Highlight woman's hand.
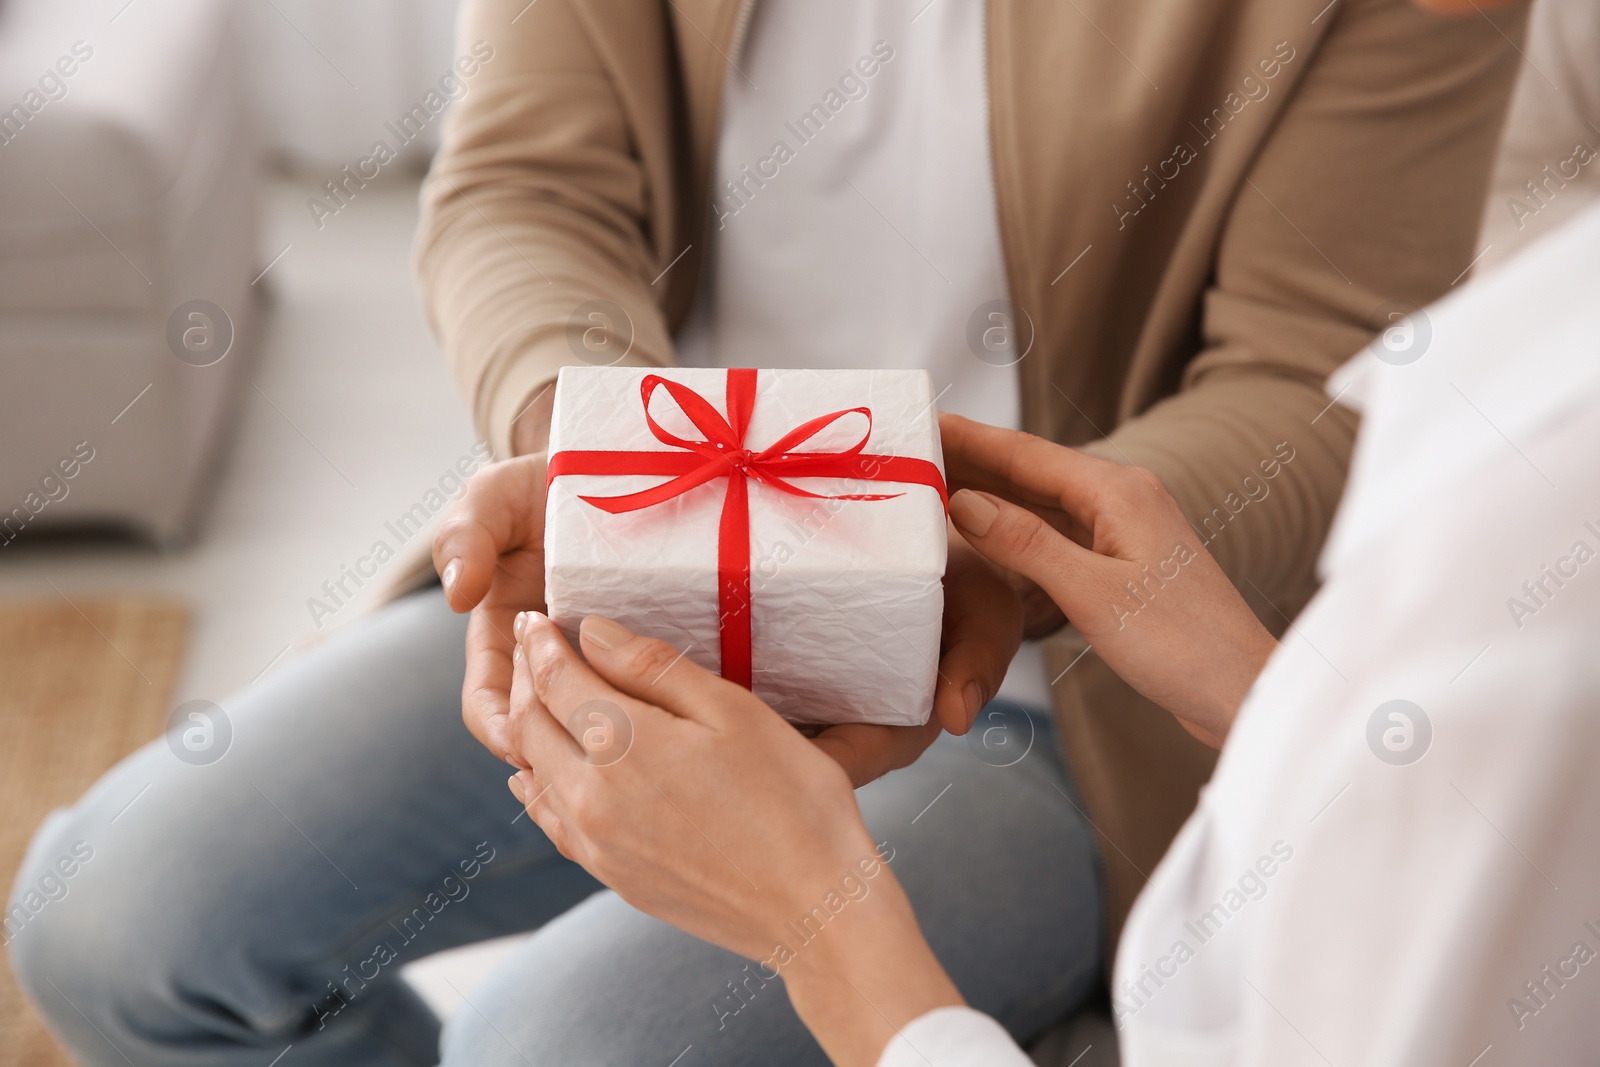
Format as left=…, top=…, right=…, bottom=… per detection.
left=507, top=612, right=963, bottom=1066
left=940, top=414, right=1276, bottom=746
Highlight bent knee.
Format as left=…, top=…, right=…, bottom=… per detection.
left=9, top=804, right=284, bottom=1060
left=8, top=797, right=208, bottom=1015
left=6, top=811, right=117, bottom=1022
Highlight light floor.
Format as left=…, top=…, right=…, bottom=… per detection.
left=0, top=170, right=515, bottom=1021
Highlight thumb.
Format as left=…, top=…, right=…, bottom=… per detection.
left=576, top=615, right=750, bottom=727
left=947, top=489, right=1106, bottom=619
left=432, top=454, right=547, bottom=612
left=934, top=543, right=1022, bottom=735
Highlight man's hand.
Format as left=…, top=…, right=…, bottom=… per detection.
left=432, top=453, right=551, bottom=764
left=809, top=532, right=1022, bottom=786
left=941, top=413, right=1276, bottom=746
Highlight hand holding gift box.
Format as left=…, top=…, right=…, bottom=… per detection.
left=544, top=366, right=948, bottom=727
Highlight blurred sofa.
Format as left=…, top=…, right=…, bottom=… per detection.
left=0, top=0, right=259, bottom=546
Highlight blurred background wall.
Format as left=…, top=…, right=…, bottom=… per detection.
left=245, top=0, right=462, bottom=168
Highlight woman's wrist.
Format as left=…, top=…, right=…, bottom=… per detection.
left=779, top=874, right=964, bottom=1067
left=1185, top=621, right=1278, bottom=746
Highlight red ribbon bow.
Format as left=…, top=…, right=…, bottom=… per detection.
left=546, top=369, right=947, bottom=688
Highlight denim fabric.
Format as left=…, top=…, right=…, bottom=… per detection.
left=8, top=589, right=1102, bottom=1066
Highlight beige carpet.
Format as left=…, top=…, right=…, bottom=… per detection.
left=0, top=597, right=188, bottom=1067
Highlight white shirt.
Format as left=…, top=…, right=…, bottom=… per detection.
left=879, top=199, right=1600, bottom=1067
left=676, top=0, right=1052, bottom=709
left=676, top=0, right=1013, bottom=425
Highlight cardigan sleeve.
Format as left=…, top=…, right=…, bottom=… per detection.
left=1082, top=0, right=1525, bottom=618
left=414, top=0, right=681, bottom=459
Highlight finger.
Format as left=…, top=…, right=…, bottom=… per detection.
left=508, top=769, right=580, bottom=862
left=940, top=422, right=1062, bottom=511
left=811, top=719, right=943, bottom=788
left=519, top=613, right=668, bottom=747
left=934, top=545, right=1022, bottom=735
left=507, top=763, right=552, bottom=819
left=459, top=550, right=549, bottom=760
left=432, top=453, right=548, bottom=612
left=939, top=413, right=1119, bottom=525
left=461, top=606, right=518, bottom=761
left=506, top=657, right=583, bottom=867
left=508, top=616, right=585, bottom=772
left=948, top=489, right=1109, bottom=614
left=576, top=614, right=751, bottom=727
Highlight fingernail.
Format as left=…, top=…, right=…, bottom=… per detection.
left=949, top=490, right=998, bottom=537
left=442, top=557, right=461, bottom=593
left=507, top=774, right=526, bottom=802
left=963, top=681, right=985, bottom=722
left=580, top=614, right=632, bottom=651
left=505, top=749, right=528, bottom=770
left=514, top=611, right=528, bottom=640
left=513, top=643, right=524, bottom=664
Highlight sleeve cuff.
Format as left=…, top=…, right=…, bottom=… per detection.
left=877, top=1007, right=1034, bottom=1067
left=485, top=356, right=560, bottom=461
left=484, top=346, right=667, bottom=460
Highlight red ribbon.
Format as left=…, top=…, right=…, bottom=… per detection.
left=547, top=369, right=947, bottom=689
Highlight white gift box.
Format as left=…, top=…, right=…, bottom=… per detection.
left=544, top=366, right=947, bottom=727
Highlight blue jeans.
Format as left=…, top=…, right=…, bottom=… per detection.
left=7, top=589, right=1102, bottom=1066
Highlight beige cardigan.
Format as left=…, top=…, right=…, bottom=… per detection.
left=415, top=0, right=1525, bottom=944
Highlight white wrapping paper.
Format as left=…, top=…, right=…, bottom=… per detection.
left=544, top=366, right=946, bottom=726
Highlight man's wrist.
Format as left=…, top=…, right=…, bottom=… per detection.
left=509, top=380, right=558, bottom=457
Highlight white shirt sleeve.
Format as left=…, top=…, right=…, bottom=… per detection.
left=1114, top=209, right=1600, bottom=1062
left=877, top=1007, right=1035, bottom=1067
